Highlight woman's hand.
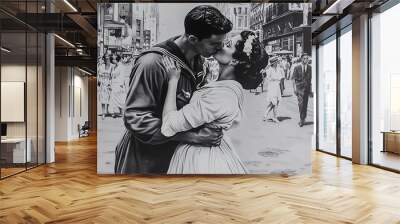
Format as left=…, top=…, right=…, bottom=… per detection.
left=162, top=56, right=181, bottom=82
left=161, top=56, right=180, bottom=119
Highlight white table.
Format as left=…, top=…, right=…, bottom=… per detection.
left=1, top=138, right=31, bottom=163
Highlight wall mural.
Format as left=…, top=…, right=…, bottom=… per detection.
left=97, top=2, right=313, bottom=175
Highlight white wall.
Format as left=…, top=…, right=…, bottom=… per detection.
left=55, top=66, right=89, bottom=141
left=1, top=64, right=26, bottom=81
left=55, top=66, right=68, bottom=141
left=72, top=73, right=89, bottom=138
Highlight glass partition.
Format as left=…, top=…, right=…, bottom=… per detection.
left=0, top=0, right=46, bottom=179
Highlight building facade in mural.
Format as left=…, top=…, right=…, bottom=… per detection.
left=250, top=3, right=266, bottom=40
left=249, top=3, right=311, bottom=57
left=215, top=3, right=251, bottom=38
left=97, top=3, right=159, bottom=58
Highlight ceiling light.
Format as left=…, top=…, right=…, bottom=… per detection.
left=54, top=34, right=75, bottom=48
left=323, top=0, right=341, bottom=14
left=322, top=0, right=351, bottom=15
left=78, top=67, right=93, bottom=76
left=63, top=0, right=78, bottom=12
left=1, top=47, right=11, bottom=53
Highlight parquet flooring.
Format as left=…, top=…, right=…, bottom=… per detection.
left=1, top=134, right=400, bottom=223
left=1, top=167, right=26, bottom=178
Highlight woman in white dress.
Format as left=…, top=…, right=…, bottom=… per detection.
left=98, top=54, right=114, bottom=119
left=160, top=31, right=268, bottom=174
left=110, top=55, right=134, bottom=117
left=263, top=56, right=285, bottom=123
left=110, top=55, right=125, bottom=117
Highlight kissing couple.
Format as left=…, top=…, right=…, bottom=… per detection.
left=115, top=5, right=269, bottom=174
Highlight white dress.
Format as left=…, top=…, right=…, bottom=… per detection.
left=162, top=80, right=248, bottom=174
left=98, top=64, right=113, bottom=104
left=265, top=67, right=284, bottom=106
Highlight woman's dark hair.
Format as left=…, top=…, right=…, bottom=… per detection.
left=102, top=54, right=111, bottom=63
left=232, top=31, right=269, bottom=89
left=112, top=54, right=121, bottom=64
left=184, top=5, right=232, bottom=40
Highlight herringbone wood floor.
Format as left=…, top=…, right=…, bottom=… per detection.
left=1, top=134, right=400, bottom=224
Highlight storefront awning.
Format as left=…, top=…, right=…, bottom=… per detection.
left=104, top=20, right=125, bottom=29
left=263, top=25, right=311, bottom=43
left=273, top=50, right=293, bottom=54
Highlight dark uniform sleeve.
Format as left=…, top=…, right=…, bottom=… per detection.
left=123, top=54, right=171, bottom=145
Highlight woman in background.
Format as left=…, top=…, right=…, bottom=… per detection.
left=110, top=55, right=125, bottom=117
left=263, top=56, right=284, bottom=123
left=98, top=54, right=114, bottom=119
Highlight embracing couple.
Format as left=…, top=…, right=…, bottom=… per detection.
left=114, top=5, right=268, bottom=174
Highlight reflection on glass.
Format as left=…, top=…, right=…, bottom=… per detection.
left=371, top=4, right=400, bottom=171
left=318, top=35, right=337, bottom=154
left=340, top=28, right=352, bottom=158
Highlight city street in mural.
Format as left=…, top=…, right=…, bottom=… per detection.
left=97, top=3, right=313, bottom=175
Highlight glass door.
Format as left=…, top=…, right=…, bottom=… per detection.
left=370, top=3, right=400, bottom=171
left=317, top=35, right=337, bottom=155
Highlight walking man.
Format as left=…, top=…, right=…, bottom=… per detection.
left=292, top=53, right=311, bottom=127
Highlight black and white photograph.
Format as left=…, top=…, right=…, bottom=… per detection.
left=97, top=2, right=313, bottom=175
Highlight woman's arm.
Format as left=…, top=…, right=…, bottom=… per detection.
left=160, top=57, right=223, bottom=145
left=111, top=66, right=117, bottom=79
left=163, top=80, right=178, bottom=118
left=161, top=56, right=181, bottom=119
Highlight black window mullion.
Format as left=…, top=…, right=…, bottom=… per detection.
left=336, top=30, right=341, bottom=157
left=25, top=0, right=28, bottom=171
left=316, top=44, right=320, bottom=151
left=367, top=11, right=373, bottom=165
left=44, top=5, right=47, bottom=164
left=36, top=0, right=39, bottom=168
left=0, top=20, right=2, bottom=179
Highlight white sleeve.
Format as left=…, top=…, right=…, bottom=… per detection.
left=161, top=90, right=235, bottom=137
